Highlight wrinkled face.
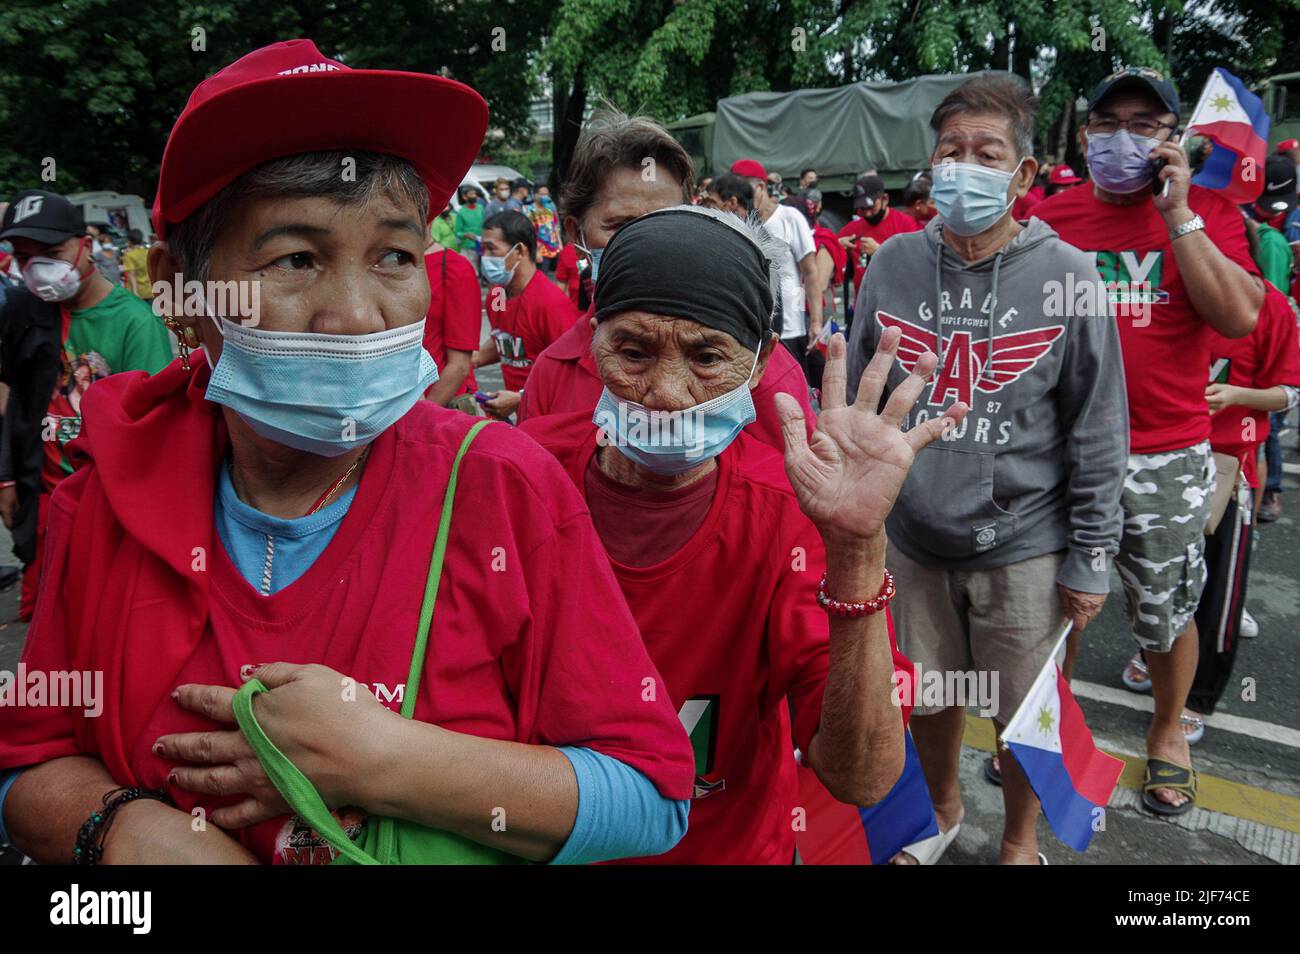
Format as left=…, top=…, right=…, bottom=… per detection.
left=592, top=311, right=771, bottom=411
left=566, top=166, right=684, bottom=249
left=932, top=111, right=1035, bottom=200
left=180, top=192, right=428, bottom=367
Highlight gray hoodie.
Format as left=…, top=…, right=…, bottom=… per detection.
left=847, top=216, right=1128, bottom=594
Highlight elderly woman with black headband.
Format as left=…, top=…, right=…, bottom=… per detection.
left=521, top=205, right=968, bottom=864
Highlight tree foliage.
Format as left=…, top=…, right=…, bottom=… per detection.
left=0, top=0, right=1285, bottom=199
left=0, top=0, right=548, bottom=199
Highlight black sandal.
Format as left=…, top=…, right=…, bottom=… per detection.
left=1141, top=758, right=1198, bottom=816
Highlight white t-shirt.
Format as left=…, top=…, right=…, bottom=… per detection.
left=761, top=204, right=815, bottom=339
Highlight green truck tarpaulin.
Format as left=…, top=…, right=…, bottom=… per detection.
left=712, top=70, right=1019, bottom=191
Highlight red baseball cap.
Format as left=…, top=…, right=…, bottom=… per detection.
left=152, top=39, right=488, bottom=238
left=1048, top=165, right=1084, bottom=186
left=730, top=159, right=767, bottom=180
left=1277, top=138, right=1300, bottom=153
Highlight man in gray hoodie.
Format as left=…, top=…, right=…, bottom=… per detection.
left=847, top=76, right=1128, bottom=864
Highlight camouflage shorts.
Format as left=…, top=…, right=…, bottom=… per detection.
left=1116, top=441, right=1215, bottom=653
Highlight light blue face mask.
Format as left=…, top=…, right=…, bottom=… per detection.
left=204, top=314, right=438, bottom=457
left=576, top=231, right=604, bottom=282
left=592, top=345, right=760, bottom=475
left=480, top=244, right=519, bottom=286
left=930, top=160, right=1023, bottom=236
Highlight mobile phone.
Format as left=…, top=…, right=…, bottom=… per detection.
left=1151, top=157, right=1168, bottom=195
left=474, top=390, right=491, bottom=404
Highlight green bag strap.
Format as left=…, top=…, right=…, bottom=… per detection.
left=232, top=419, right=494, bottom=864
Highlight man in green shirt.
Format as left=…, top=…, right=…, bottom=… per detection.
left=0, top=189, right=172, bottom=618
left=429, top=204, right=457, bottom=250
left=1253, top=156, right=1296, bottom=291
left=453, top=186, right=484, bottom=274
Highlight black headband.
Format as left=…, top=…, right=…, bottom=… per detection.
left=593, top=208, right=774, bottom=353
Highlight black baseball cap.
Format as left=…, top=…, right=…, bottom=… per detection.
left=0, top=190, right=86, bottom=245
left=1087, top=66, right=1180, bottom=117
left=852, top=175, right=885, bottom=208
left=1259, top=154, right=1298, bottom=216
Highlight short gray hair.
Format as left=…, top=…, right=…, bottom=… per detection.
left=930, top=76, right=1038, bottom=159
left=167, top=151, right=429, bottom=283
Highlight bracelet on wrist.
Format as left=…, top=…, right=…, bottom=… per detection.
left=817, top=568, right=896, bottom=618
left=73, top=786, right=174, bottom=865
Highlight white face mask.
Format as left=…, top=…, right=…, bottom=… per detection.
left=23, top=255, right=85, bottom=302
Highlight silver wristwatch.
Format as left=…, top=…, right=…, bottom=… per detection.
left=1169, top=213, right=1205, bottom=242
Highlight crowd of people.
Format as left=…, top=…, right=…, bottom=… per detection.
left=0, top=41, right=1295, bottom=867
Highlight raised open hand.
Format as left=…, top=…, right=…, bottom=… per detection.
left=774, top=327, right=967, bottom=545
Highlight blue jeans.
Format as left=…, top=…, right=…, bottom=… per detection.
left=1265, top=411, right=1285, bottom=493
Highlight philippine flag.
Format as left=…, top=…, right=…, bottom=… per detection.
left=1187, top=68, right=1270, bottom=205
left=1002, top=623, right=1124, bottom=851
left=814, top=319, right=841, bottom=357
left=795, top=731, right=939, bottom=864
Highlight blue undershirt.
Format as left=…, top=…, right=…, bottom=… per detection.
left=0, top=467, right=690, bottom=862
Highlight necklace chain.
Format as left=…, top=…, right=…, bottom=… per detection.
left=227, top=447, right=370, bottom=518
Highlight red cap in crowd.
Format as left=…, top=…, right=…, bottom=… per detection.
left=1276, top=139, right=1299, bottom=154
left=1048, top=165, right=1084, bottom=186
left=730, top=159, right=768, bottom=180
left=151, top=39, right=488, bottom=238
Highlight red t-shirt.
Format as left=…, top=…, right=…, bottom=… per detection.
left=1, top=359, right=694, bottom=864
left=1035, top=185, right=1260, bottom=453
left=837, top=209, right=922, bottom=293
left=520, top=411, right=912, bottom=865
left=1209, top=284, right=1300, bottom=487
left=813, top=224, right=847, bottom=287
left=521, top=412, right=827, bottom=864
left=554, top=243, right=590, bottom=310
left=584, top=457, right=719, bottom=567
left=423, top=250, right=480, bottom=396
left=1012, top=183, right=1046, bottom=221
left=486, top=270, right=579, bottom=392
left=515, top=313, right=817, bottom=451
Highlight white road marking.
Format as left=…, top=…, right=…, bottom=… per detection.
left=1072, top=679, right=1300, bottom=749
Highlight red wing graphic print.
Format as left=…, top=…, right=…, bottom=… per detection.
left=876, top=311, right=1064, bottom=406
left=969, top=326, right=1065, bottom=393
left=874, top=311, right=938, bottom=371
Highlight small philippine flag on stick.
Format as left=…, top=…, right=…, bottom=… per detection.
left=1001, top=622, right=1125, bottom=851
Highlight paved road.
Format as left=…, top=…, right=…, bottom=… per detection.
left=2, top=337, right=1295, bottom=865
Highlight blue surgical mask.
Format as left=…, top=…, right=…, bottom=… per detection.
left=204, top=315, right=438, bottom=457
left=480, top=244, right=519, bottom=286
left=930, top=160, right=1022, bottom=236
left=592, top=345, right=761, bottom=475
left=577, top=231, right=604, bottom=282
left=1085, top=129, right=1162, bottom=194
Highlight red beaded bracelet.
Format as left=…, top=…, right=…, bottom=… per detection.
left=816, top=568, right=896, bottom=618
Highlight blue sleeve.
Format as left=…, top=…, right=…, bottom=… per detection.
left=0, top=767, right=27, bottom=847
left=1286, top=209, right=1300, bottom=245
left=549, top=747, right=689, bottom=865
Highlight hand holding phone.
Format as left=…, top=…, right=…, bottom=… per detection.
left=1151, top=157, right=1169, bottom=196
